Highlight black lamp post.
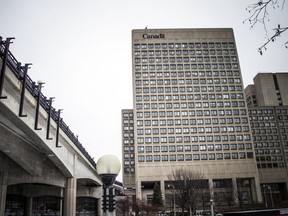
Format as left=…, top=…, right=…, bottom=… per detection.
left=96, top=155, right=121, bottom=215
left=34, top=80, right=45, bottom=130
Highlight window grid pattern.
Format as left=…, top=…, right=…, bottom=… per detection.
left=249, top=107, right=288, bottom=169
left=133, top=41, right=254, bottom=163
left=122, top=110, right=135, bottom=173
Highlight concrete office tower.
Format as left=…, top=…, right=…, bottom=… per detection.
left=245, top=73, right=288, bottom=106
left=245, top=73, right=288, bottom=204
left=129, top=28, right=262, bottom=207
left=245, top=84, right=257, bottom=107
left=122, top=109, right=136, bottom=196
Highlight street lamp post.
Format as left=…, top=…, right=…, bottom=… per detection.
left=263, top=185, right=274, bottom=209
left=263, top=185, right=268, bottom=208
left=210, top=199, right=214, bottom=216
left=188, top=188, right=194, bottom=216
left=34, top=80, right=45, bottom=130
left=268, top=186, right=274, bottom=209
left=168, top=184, right=176, bottom=216
left=97, top=155, right=121, bottom=216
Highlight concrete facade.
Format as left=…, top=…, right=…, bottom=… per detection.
left=122, top=109, right=136, bottom=191
left=245, top=73, right=288, bottom=205
left=123, top=28, right=263, bottom=210
left=246, top=73, right=288, bottom=106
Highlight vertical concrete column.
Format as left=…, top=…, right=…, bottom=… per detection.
left=25, top=197, right=33, bottom=216
left=60, top=188, right=64, bottom=216
left=253, top=177, right=263, bottom=203
left=208, top=178, right=214, bottom=199
left=98, top=194, right=103, bottom=216
left=63, top=177, right=77, bottom=216
left=136, top=180, right=142, bottom=199
left=0, top=172, right=7, bottom=216
left=232, top=178, right=239, bottom=205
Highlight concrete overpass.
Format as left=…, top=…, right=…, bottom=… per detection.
left=0, top=37, right=119, bottom=215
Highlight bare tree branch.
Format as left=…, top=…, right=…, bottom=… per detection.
left=168, top=168, right=208, bottom=214
left=244, top=0, right=288, bottom=54
left=258, top=26, right=288, bottom=54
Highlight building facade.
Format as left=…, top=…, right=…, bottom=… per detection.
left=245, top=73, right=288, bottom=205
left=245, top=73, right=288, bottom=107
left=122, top=109, right=136, bottom=195
left=123, top=28, right=263, bottom=209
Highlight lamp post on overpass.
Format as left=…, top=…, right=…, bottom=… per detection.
left=97, top=155, right=121, bottom=216
left=34, top=80, right=45, bottom=130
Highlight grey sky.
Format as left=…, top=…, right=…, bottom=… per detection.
left=1, top=0, right=287, bottom=180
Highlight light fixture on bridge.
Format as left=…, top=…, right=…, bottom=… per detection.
left=0, top=37, right=15, bottom=99
left=46, top=97, right=55, bottom=140
left=34, top=80, right=45, bottom=130
left=96, top=155, right=121, bottom=213
left=18, top=63, right=32, bottom=117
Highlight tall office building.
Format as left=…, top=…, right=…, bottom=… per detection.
left=123, top=28, right=263, bottom=207
left=245, top=73, right=288, bottom=204
left=245, top=73, right=288, bottom=106
left=122, top=109, right=136, bottom=197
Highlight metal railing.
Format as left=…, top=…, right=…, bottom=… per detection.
left=0, top=39, right=96, bottom=168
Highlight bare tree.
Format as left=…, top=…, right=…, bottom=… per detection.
left=244, top=0, right=288, bottom=54
left=168, top=168, right=209, bottom=214
left=213, top=179, right=235, bottom=211
left=198, top=189, right=211, bottom=213
left=116, top=196, right=131, bottom=216
left=213, top=179, right=253, bottom=211
left=133, top=198, right=146, bottom=216
left=129, top=198, right=159, bottom=216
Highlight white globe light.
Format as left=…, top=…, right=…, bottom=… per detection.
left=96, top=155, right=121, bottom=175
left=96, top=155, right=121, bottom=187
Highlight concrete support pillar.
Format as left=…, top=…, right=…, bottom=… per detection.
left=232, top=178, right=239, bottom=205
left=208, top=178, right=214, bottom=199
left=25, top=197, right=33, bottom=216
left=0, top=172, right=7, bottom=216
left=63, top=178, right=77, bottom=216
left=136, top=180, right=142, bottom=199
left=253, top=177, right=263, bottom=203
left=98, top=196, right=103, bottom=216
left=60, top=188, right=64, bottom=216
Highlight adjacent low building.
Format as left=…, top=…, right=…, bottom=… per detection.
left=245, top=73, right=288, bottom=204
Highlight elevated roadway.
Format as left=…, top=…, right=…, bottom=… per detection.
left=0, top=37, right=111, bottom=215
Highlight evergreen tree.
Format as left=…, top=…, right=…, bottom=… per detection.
left=152, top=183, right=163, bottom=207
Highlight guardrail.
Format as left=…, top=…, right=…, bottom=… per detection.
left=0, top=38, right=96, bottom=168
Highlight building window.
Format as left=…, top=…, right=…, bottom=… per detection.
left=138, top=156, right=145, bottom=162
left=170, top=155, right=176, bottom=161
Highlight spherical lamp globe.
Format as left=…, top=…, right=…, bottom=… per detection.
left=96, top=155, right=121, bottom=187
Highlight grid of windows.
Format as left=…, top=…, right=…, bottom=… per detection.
left=133, top=40, right=254, bottom=163
left=249, top=107, right=288, bottom=169
left=122, top=110, right=135, bottom=173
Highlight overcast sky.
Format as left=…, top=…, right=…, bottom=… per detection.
left=1, top=0, right=287, bottom=180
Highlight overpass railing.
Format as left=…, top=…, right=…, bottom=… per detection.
left=0, top=37, right=96, bottom=168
